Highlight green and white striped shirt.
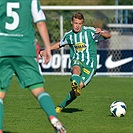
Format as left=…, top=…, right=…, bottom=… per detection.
left=60, top=26, right=98, bottom=68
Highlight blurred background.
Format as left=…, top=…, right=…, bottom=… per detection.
left=36, top=0, right=133, bottom=75
left=40, top=0, right=132, bottom=6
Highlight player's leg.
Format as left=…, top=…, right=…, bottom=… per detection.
left=14, top=57, right=66, bottom=132
left=71, top=73, right=81, bottom=96
left=0, top=57, right=14, bottom=133
left=71, top=66, right=81, bottom=86
left=70, top=60, right=82, bottom=96
left=56, top=90, right=77, bottom=113
left=56, top=66, right=95, bottom=113
left=56, top=61, right=83, bottom=113
left=30, top=86, right=57, bottom=117
left=0, top=93, right=5, bottom=133
left=56, top=79, right=85, bottom=113
left=14, top=57, right=57, bottom=117
left=81, top=67, right=95, bottom=87
left=30, top=87, right=66, bottom=133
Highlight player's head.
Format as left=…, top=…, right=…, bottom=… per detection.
left=71, top=12, right=84, bottom=33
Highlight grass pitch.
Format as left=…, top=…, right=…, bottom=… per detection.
left=3, top=75, right=133, bottom=133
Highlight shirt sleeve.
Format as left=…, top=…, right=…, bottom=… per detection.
left=31, top=0, right=46, bottom=23
left=88, top=26, right=96, bottom=32
left=59, top=34, right=68, bottom=47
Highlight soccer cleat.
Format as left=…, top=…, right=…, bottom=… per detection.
left=56, top=106, right=63, bottom=113
left=71, top=81, right=81, bottom=96
left=49, top=116, right=66, bottom=133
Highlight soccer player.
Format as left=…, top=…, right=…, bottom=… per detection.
left=41, top=12, right=111, bottom=113
left=0, top=1, right=66, bottom=133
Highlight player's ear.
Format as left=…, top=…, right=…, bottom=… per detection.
left=71, top=21, right=73, bottom=24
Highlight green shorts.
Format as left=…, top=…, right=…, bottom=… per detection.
left=0, top=56, right=44, bottom=92
left=71, top=60, right=96, bottom=87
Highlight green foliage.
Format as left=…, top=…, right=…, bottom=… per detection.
left=37, top=0, right=132, bottom=47
left=3, top=76, right=133, bottom=133
left=102, top=0, right=133, bottom=5
left=40, top=0, right=105, bottom=5
left=40, top=0, right=133, bottom=5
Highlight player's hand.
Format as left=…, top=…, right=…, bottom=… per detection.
left=96, top=28, right=111, bottom=39
left=96, top=28, right=104, bottom=35
left=40, top=48, right=51, bottom=64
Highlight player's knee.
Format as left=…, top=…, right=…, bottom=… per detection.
left=80, top=82, right=84, bottom=88
left=70, top=90, right=77, bottom=99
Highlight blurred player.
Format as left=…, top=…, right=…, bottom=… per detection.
left=0, top=0, right=66, bottom=132
left=35, top=38, right=41, bottom=61
left=41, top=12, right=111, bottom=113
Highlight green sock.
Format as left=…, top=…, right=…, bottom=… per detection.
left=38, top=92, right=57, bottom=118
left=71, top=74, right=81, bottom=86
left=0, top=99, right=4, bottom=131
left=59, top=90, right=77, bottom=108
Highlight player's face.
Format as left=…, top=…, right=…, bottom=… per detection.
left=71, top=18, right=84, bottom=33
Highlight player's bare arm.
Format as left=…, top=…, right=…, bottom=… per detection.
left=96, top=28, right=111, bottom=39
left=51, top=42, right=61, bottom=50
left=40, top=42, right=60, bottom=57
left=37, top=22, right=51, bottom=64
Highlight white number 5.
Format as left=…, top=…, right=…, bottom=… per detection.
left=6, top=2, right=20, bottom=30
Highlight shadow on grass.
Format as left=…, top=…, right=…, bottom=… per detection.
left=108, top=114, right=114, bottom=117
left=62, top=108, right=83, bottom=113
left=108, top=114, right=125, bottom=118
left=27, top=107, right=84, bottom=113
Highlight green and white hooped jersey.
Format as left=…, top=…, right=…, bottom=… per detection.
left=60, top=26, right=98, bottom=69
left=0, top=0, right=46, bottom=57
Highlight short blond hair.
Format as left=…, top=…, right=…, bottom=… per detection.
left=72, top=12, right=84, bottom=22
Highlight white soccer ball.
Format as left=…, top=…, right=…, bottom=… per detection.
left=110, top=100, right=127, bottom=117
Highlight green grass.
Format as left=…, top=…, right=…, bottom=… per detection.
left=3, top=75, right=133, bottom=133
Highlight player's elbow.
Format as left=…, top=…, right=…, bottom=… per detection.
left=36, top=21, right=46, bottom=28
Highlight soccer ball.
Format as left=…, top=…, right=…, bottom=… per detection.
left=110, top=100, right=127, bottom=117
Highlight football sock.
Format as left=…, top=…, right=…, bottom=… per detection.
left=59, top=90, right=77, bottom=108
left=38, top=92, right=57, bottom=118
left=0, top=99, right=4, bottom=131
left=71, top=74, right=81, bottom=86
